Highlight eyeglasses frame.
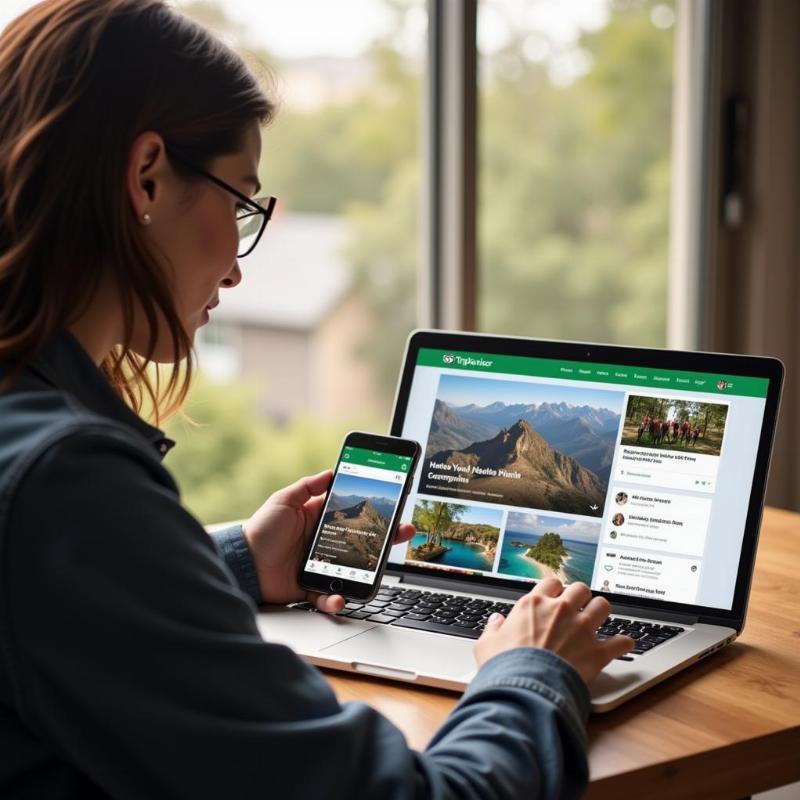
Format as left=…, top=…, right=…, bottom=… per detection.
left=165, top=148, right=277, bottom=257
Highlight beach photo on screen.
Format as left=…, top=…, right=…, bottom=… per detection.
left=498, top=512, right=601, bottom=584
left=421, top=373, right=624, bottom=517
left=406, top=499, right=503, bottom=572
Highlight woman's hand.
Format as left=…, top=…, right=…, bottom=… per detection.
left=474, top=578, right=633, bottom=684
left=242, top=470, right=416, bottom=614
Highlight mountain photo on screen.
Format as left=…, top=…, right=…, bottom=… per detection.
left=311, top=473, right=402, bottom=570
left=421, top=374, right=625, bottom=517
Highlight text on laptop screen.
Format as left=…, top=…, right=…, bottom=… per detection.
left=388, top=348, right=769, bottom=611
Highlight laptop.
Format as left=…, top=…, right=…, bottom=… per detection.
left=257, top=330, right=783, bottom=712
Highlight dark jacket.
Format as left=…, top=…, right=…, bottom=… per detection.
left=0, top=330, right=590, bottom=799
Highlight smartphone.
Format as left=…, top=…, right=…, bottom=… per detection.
left=298, top=431, right=421, bottom=603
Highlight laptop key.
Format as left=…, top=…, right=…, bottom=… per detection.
left=344, top=602, right=364, bottom=610
left=350, top=611, right=370, bottom=619
left=403, top=613, right=431, bottom=621
left=367, top=614, right=397, bottom=624
left=392, top=617, right=481, bottom=639
left=382, top=609, right=407, bottom=618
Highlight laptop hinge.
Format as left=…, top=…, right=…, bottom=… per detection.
left=611, top=602, right=699, bottom=625
left=384, top=571, right=522, bottom=599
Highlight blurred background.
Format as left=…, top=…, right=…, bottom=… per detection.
left=2, top=0, right=796, bottom=528
left=175, top=0, right=675, bottom=526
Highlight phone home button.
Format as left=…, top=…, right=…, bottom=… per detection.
left=329, top=579, right=344, bottom=593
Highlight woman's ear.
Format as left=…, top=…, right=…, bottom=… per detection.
left=126, top=131, right=170, bottom=224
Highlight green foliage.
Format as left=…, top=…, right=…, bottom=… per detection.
left=478, top=1, right=674, bottom=347
left=170, top=0, right=677, bottom=525
left=527, top=532, right=568, bottom=569
left=163, top=376, right=361, bottom=525
left=412, top=499, right=466, bottom=541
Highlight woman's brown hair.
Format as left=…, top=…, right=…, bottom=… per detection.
left=0, top=0, right=273, bottom=423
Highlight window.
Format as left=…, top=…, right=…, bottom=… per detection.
left=196, top=320, right=241, bottom=383
left=477, top=0, right=675, bottom=347
left=2, top=0, right=681, bottom=526
left=0, top=0, right=425, bottom=525
left=166, top=1, right=425, bottom=523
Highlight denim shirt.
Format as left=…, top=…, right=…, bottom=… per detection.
left=0, top=330, right=591, bottom=799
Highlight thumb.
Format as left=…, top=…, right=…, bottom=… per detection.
left=307, top=591, right=346, bottom=615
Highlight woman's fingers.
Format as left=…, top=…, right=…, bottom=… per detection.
left=533, top=577, right=564, bottom=597
left=561, top=581, right=593, bottom=611
left=485, top=612, right=506, bottom=630
left=581, top=595, right=612, bottom=629
left=392, top=523, right=416, bottom=545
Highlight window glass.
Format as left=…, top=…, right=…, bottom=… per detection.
left=0, top=1, right=424, bottom=525
left=477, top=0, right=675, bottom=346
left=170, top=0, right=425, bottom=524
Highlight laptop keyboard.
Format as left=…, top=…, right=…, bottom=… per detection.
left=332, top=585, right=685, bottom=658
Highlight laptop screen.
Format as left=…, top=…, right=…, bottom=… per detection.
left=387, top=343, right=773, bottom=612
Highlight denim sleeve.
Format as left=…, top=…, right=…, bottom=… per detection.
left=210, top=524, right=263, bottom=604
left=6, top=429, right=590, bottom=800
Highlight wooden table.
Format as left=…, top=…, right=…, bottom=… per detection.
left=324, top=507, right=800, bottom=800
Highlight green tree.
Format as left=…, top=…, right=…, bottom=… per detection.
left=164, top=377, right=355, bottom=524
left=478, top=1, right=674, bottom=347
left=412, top=500, right=465, bottom=547
left=168, top=0, right=677, bottom=525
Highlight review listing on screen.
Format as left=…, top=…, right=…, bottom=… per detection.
left=604, top=488, right=711, bottom=557
left=594, top=547, right=701, bottom=604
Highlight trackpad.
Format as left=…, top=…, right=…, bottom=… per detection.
left=321, top=626, right=478, bottom=682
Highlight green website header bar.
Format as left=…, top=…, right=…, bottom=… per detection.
left=342, top=446, right=412, bottom=472
left=417, top=348, right=769, bottom=398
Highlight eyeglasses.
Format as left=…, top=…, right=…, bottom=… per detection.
left=166, top=148, right=277, bottom=258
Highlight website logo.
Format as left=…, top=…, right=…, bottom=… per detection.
left=717, top=379, right=729, bottom=390
left=442, top=354, right=455, bottom=364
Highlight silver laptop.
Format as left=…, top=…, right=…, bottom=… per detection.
left=257, top=330, right=782, bottom=712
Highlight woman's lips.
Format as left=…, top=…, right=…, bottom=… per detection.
left=201, top=299, right=218, bottom=325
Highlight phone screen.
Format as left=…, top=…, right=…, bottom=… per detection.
left=304, top=445, right=413, bottom=585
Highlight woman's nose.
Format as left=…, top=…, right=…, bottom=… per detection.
left=221, top=260, right=242, bottom=289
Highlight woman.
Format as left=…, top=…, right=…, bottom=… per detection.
left=0, top=1, right=633, bottom=797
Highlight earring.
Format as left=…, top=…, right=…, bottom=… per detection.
left=142, top=212, right=152, bottom=225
